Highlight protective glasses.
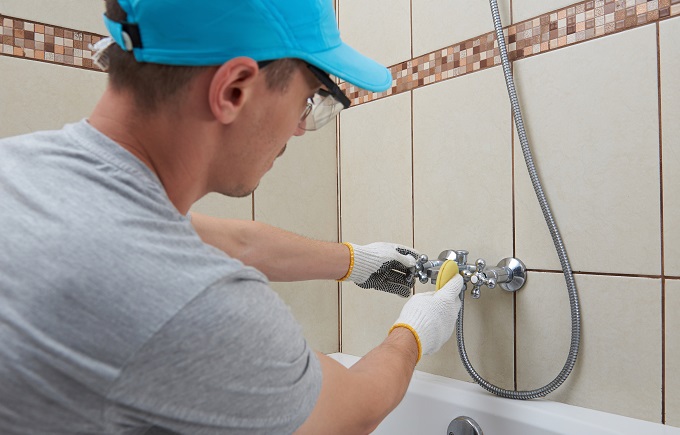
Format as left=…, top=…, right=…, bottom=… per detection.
left=258, top=60, right=351, bottom=131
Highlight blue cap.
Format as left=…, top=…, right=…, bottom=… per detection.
left=103, top=0, right=392, bottom=92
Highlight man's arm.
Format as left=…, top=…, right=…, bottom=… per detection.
left=296, top=328, right=418, bottom=435
left=191, top=212, right=349, bottom=281
left=296, top=273, right=465, bottom=434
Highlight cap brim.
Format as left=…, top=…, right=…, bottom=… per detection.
left=304, top=43, right=392, bottom=93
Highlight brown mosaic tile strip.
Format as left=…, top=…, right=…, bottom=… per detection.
left=0, top=15, right=104, bottom=70
left=340, top=0, right=680, bottom=106
left=1, top=0, right=679, bottom=84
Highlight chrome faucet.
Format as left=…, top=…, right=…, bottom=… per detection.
left=409, top=250, right=527, bottom=298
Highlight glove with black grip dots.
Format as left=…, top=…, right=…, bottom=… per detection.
left=340, top=242, right=419, bottom=298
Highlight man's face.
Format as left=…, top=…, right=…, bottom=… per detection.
left=213, top=62, right=321, bottom=198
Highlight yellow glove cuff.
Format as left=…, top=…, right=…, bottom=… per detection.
left=337, top=242, right=355, bottom=282
left=389, top=323, right=422, bottom=363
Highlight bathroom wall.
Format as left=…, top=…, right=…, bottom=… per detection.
left=338, top=0, right=680, bottom=427
left=2, top=0, right=679, bottom=428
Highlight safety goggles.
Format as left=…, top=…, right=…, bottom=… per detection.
left=258, top=60, right=351, bottom=131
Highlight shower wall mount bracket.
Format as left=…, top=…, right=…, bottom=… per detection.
left=411, top=250, right=526, bottom=299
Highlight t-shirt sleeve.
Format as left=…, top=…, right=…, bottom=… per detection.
left=103, top=273, right=322, bottom=435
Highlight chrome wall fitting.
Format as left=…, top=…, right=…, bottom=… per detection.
left=410, top=250, right=526, bottom=299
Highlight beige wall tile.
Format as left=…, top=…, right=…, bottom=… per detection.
left=517, top=272, right=662, bottom=422
left=512, top=0, right=579, bottom=23
left=338, top=0, right=411, bottom=67
left=339, top=91, right=412, bottom=356
left=413, top=66, right=513, bottom=273
left=412, top=66, right=514, bottom=384
left=272, top=281, right=339, bottom=355
left=341, top=284, right=408, bottom=357
left=339, top=91, right=412, bottom=246
left=255, top=126, right=338, bottom=242
left=412, top=0, right=510, bottom=58
left=513, top=26, right=661, bottom=275
left=1, top=0, right=106, bottom=34
left=0, top=56, right=107, bottom=138
left=661, top=18, right=680, bottom=277
left=667, top=279, right=680, bottom=427
left=417, top=289, right=514, bottom=388
left=254, top=124, right=340, bottom=354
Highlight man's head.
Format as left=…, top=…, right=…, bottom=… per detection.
left=103, top=1, right=306, bottom=112
left=96, top=0, right=391, bottom=205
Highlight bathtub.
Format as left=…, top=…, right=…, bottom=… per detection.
left=329, top=353, right=679, bottom=435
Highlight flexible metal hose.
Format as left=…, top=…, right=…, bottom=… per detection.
left=455, top=0, right=581, bottom=399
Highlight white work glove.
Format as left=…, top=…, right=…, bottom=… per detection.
left=389, top=274, right=464, bottom=362
left=344, top=242, right=419, bottom=298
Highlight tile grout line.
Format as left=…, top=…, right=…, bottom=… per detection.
left=336, top=0, right=343, bottom=354
left=656, top=21, right=666, bottom=425
left=336, top=113, right=343, bottom=353
left=410, top=0, right=416, bottom=297
left=410, top=89, right=415, bottom=296
left=510, top=0, right=518, bottom=394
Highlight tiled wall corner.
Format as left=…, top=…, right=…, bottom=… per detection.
left=513, top=25, right=661, bottom=275
left=661, top=17, right=680, bottom=277
left=255, top=125, right=340, bottom=354
left=517, top=273, right=662, bottom=421
left=411, top=66, right=514, bottom=383
left=339, top=92, right=413, bottom=356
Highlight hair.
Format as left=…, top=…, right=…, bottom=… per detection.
left=104, top=0, right=300, bottom=112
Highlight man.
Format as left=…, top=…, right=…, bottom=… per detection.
left=0, top=0, right=464, bottom=433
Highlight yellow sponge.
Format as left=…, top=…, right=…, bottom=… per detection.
left=435, top=260, right=460, bottom=291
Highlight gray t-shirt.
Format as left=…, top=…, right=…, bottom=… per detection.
left=0, top=120, right=322, bottom=434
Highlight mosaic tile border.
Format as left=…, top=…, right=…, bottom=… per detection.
left=341, top=0, right=680, bottom=105
left=0, top=16, right=104, bottom=70
left=2, top=0, right=680, bottom=94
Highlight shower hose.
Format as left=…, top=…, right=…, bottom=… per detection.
left=455, top=0, right=582, bottom=400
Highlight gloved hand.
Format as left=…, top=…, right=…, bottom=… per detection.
left=389, top=273, right=464, bottom=362
left=342, top=242, right=419, bottom=298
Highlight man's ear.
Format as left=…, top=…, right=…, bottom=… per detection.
left=208, top=57, right=259, bottom=124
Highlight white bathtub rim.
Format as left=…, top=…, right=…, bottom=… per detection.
left=329, top=352, right=679, bottom=435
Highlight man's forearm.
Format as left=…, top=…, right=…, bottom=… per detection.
left=296, top=327, right=418, bottom=434
left=191, top=213, right=350, bottom=281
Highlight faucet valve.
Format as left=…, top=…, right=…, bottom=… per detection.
left=408, top=250, right=527, bottom=296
